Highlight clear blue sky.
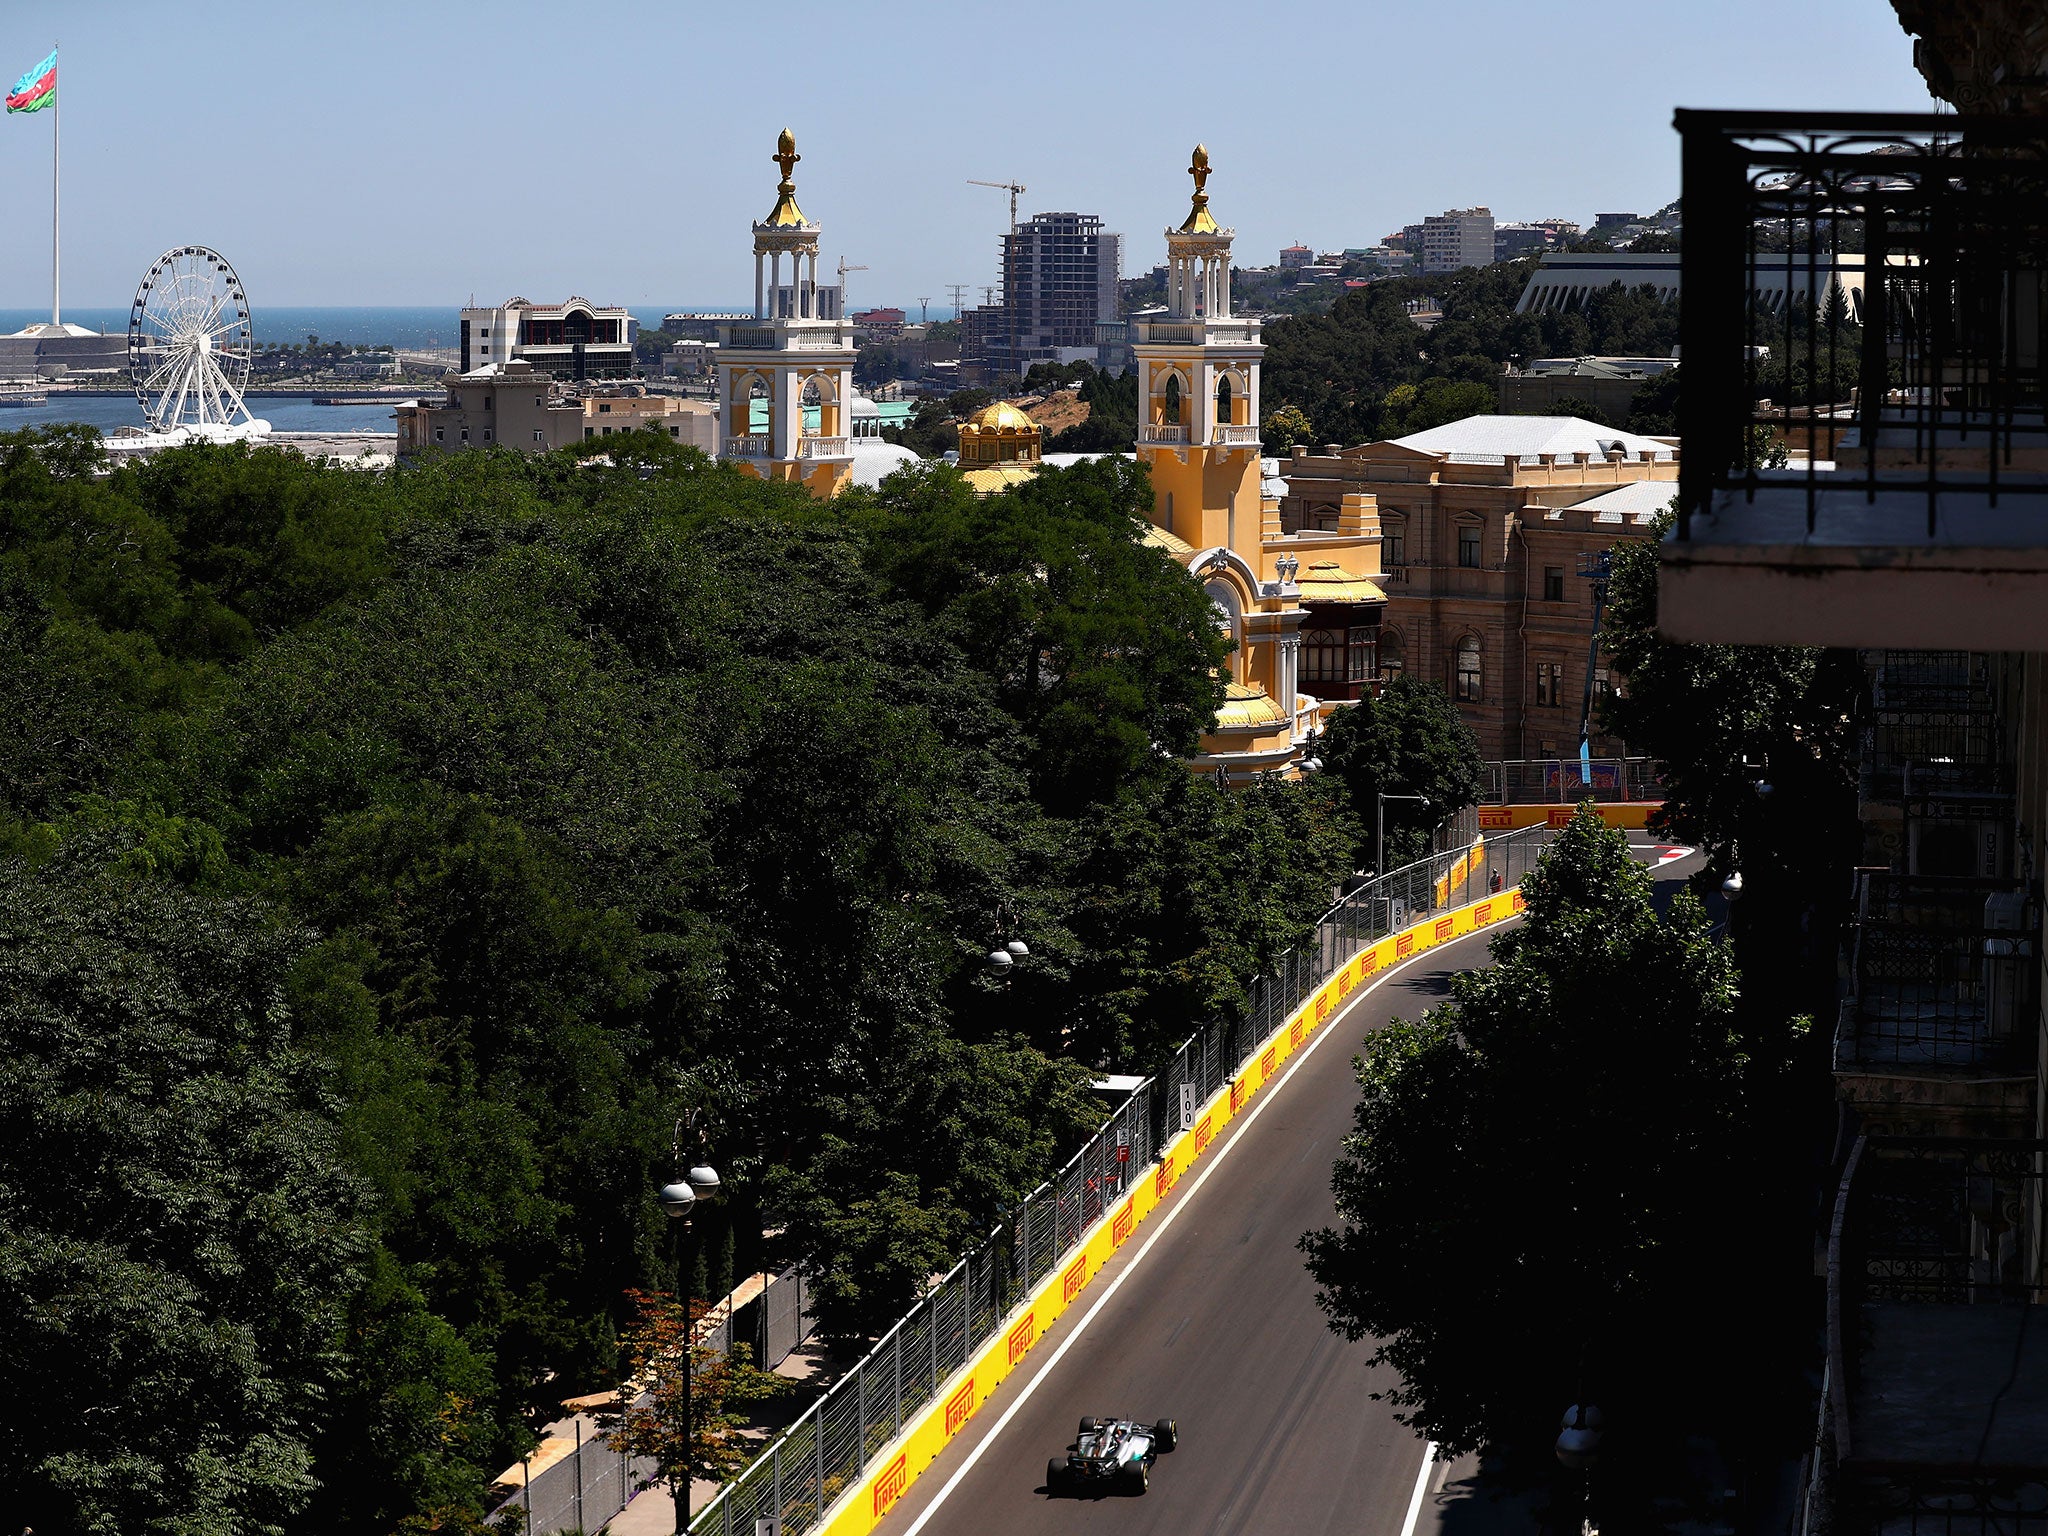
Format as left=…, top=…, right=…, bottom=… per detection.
left=0, top=0, right=1935, bottom=311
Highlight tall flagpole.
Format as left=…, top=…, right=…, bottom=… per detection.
left=50, top=41, right=59, bottom=328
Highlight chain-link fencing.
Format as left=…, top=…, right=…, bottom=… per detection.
left=686, top=824, right=1552, bottom=1536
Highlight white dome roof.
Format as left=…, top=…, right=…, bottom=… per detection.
left=847, top=438, right=924, bottom=489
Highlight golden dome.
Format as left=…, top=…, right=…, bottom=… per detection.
left=1295, top=561, right=1388, bottom=604
left=1214, top=682, right=1287, bottom=730
left=961, top=400, right=1039, bottom=433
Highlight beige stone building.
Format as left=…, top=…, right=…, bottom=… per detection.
left=394, top=359, right=715, bottom=457
left=1279, top=415, right=1678, bottom=760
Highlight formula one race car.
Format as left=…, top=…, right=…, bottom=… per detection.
left=1046, top=1416, right=1178, bottom=1495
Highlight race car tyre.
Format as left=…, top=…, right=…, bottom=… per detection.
left=1078, top=1416, right=1103, bottom=1434
left=1046, top=1458, right=1065, bottom=1494
left=1153, top=1417, right=1178, bottom=1452
left=1125, top=1460, right=1148, bottom=1494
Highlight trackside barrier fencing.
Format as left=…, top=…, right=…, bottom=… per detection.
left=686, top=824, right=1552, bottom=1536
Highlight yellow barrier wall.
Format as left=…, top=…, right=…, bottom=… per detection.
left=1477, top=803, right=1656, bottom=831
left=823, top=883, right=1529, bottom=1535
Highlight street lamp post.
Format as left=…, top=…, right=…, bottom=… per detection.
left=1377, top=791, right=1430, bottom=876
left=658, top=1140, right=722, bottom=1536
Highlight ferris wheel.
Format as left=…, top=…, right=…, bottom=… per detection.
left=128, top=245, right=265, bottom=436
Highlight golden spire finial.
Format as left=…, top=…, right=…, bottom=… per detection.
left=1180, top=143, right=1219, bottom=235
left=763, top=127, right=809, bottom=228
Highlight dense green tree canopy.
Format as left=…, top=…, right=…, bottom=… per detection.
left=1301, top=810, right=1785, bottom=1471
left=0, top=426, right=1350, bottom=1527
left=1307, top=675, right=1484, bottom=868
left=0, top=830, right=371, bottom=1536
left=1600, top=516, right=1860, bottom=1040
left=1261, top=263, right=1680, bottom=445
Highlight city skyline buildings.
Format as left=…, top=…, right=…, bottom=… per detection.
left=0, top=0, right=1935, bottom=311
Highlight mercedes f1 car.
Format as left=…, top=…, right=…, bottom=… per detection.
left=1046, top=1416, right=1178, bottom=1495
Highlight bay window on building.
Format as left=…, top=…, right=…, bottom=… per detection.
left=1302, top=625, right=1378, bottom=688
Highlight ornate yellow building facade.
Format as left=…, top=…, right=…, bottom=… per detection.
left=716, top=131, right=857, bottom=496
left=711, top=135, right=1388, bottom=780
left=1133, top=147, right=1387, bottom=781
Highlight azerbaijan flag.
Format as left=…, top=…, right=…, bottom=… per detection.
left=7, top=49, right=55, bottom=114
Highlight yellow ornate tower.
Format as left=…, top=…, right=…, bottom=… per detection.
left=717, top=130, right=856, bottom=497
left=1135, top=147, right=1309, bottom=782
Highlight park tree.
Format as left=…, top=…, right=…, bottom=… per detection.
left=0, top=830, right=370, bottom=1536
left=1260, top=402, right=1314, bottom=450
left=1308, top=675, right=1484, bottom=868
left=847, top=455, right=1228, bottom=811
left=1301, top=808, right=1799, bottom=1481
left=600, top=1289, right=787, bottom=1535
left=1600, top=517, right=1859, bottom=1048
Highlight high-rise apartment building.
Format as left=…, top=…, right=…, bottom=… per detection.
left=962, top=211, right=1122, bottom=376
left=1420, top=207, right=1496, bottom=273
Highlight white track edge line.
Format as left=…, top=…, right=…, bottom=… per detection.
left=895, top=919, right=1512, bottom=1536
left=1399, top=1442, right=1442, bottom=1536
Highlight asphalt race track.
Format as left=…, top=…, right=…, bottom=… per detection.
left=883, top=841, right=1702, bottom=1536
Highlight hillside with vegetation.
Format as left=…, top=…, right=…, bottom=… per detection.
left=1258, top=260, right=1682, bottom=445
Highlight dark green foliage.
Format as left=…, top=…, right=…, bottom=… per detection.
left=0, top=425, right=1348, bottom=1527
left=1060, top=773, right=1354, bottom=1069
left=1302, top=809, right=1787, bottom=1465
left=1600, top=514, right=1858, bottom=1058
left=845, top=455, right=1228, bottom=812
left=1262, top=263, right=1679, bottom=445
left=1307, top=676, right=1484, bottom=868
left=0, top=832, right=372, bottom=1536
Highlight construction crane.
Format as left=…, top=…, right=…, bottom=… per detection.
left=968, top=178, right=1026, bottom=234
left=835, top=257, right=868, bottom=312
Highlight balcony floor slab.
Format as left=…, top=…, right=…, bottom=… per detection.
left=1852, top=1302, right=2048, bottom=1474
left=1662, top=482, right=2048, bottom=648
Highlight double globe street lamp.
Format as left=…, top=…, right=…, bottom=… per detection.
left=657, top=1150, right=723, bottom=1528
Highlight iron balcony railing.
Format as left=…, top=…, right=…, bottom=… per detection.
left=1673, top=110, right=2048, bottom=540
left=1856, top=708, right=2012, bottom=804
left=1819, top=1137, right=2048, bottom=1535
left=1864, top=650, right=1991, bottom=713
left=1834, top=874, right=2037, bottom=1074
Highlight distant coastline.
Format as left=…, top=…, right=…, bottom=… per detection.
left=0, top=302, right=951, bottom=348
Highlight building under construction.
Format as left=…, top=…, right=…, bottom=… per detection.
left=960, top=211, right=1122, bottom=382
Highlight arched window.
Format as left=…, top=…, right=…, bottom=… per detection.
left=1164, top=375, right=1182, bottom=424
left=1378, top=628, right=1404, bottom=679
left=1456, top=635, right=1482, bottom=702
left=1216, top=374, right=1233, bottom=426
left=1203, top=579, right=1241, bottom=657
